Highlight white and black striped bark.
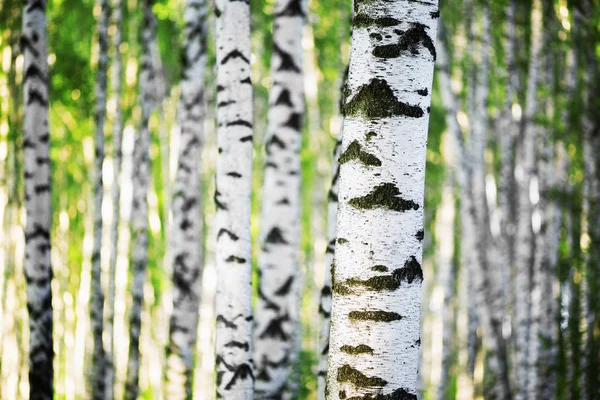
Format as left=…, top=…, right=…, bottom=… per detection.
left=317, top=132, right=343, bottom=400
left=214, top=0, right=255, bottom=397
left=514, top=1, right=542, bottom=398
left=164, top=1, right=207, bottom=398
left=325, top=1, right=438, bottom=399
left=254, top=0, right=306, bottom=397
left=105, top=0, right=124, bottom=397
left=124, top=1, right=155, bottom=398
left=22, top=0, right=53, bottom=398
left=90, top=0, right=110, bottom=397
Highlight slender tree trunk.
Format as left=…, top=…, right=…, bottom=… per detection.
left=513, top=1, right=542, bottom=398
left=325, top=1, right=438, bottom=398
left=254, top=0, right=306, bottom=398
left=104, top=0, right=124, bottom=397
left=124, top=1, right=155, bottom=398
left=435, top=173, right=455, bottom=400
left=164, top=1, right=207, bottom=398
left=22, top=0, right=54, bottom=398
left=89, top=0, right=110, bottom=397
left=317, top=132, right=342, bottom=400
left=213, top=0, right=255, bottom=397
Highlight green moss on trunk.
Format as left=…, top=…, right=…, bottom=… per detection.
left=348, top=183, right=419, bottom=212
left=340, top=344, right=374, bottom=355
left=337, top=364, right=387, bottom=387
left=339, top=140, right=382, bottom=167
left=342, top=79, right=423, bottom=119
left=348, top=310, right=402, bottom=322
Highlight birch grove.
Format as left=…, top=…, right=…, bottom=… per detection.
left=3, top=0, right=600, bottom=398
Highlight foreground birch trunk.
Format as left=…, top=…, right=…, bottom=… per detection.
left=89, top=0, right=110, bottom=396
left=214, top=0, right=255, bottom=397
left=514, top=1, right=542, bottom=398
left=325, top=1, right=438, bottom=398
left=22, top=0, right=53, bottom=398
left=254, top=0, right=306, bottom=397
left=164, top=0, right=207, bottom=398
left=105, top=0, right=124, bottom=397
left=124, top=1, right=155, bottom=398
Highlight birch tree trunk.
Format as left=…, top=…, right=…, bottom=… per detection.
left=325, top=1, right=438, bottom=398
left=89, top=0, right=110, bottom=397
left=124, top=1, right=155, bottom=398
left=214, top=0, right=255, bottom=397
left=435, top=173, right=455, bottom=400
left=164, top=1, right=207, bottom=398
left=104, top=0, right=124, bottom=397
left=22, top=0, right=54, bottom=398
left=317, top=132, right=342, bottom=400
left=254, top=0, right=306, bottom=397
left=514, top=1, right=542, bottom=398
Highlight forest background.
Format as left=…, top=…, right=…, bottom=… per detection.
left=0, top=0, right=599, bottom=399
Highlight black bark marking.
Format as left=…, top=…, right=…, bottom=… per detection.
left=23, top=64, right=47, bottom=84
left=240, top=76, right=252, bottom=84
left=337, top=238, right=348, bottom=244
left=343, top=79, right=423, bottom=119
left=227, top=119, right=252, bottom=128
left=218, top=100, right=235, bottom=107
left=224, top=363, right=254, bottom=390
left=221, top=49, right=250, bottom=65
left=282, top=112, right=303, bottom=130
left=274, top=276, right=294, bottom=296
left=217, top=228, right=239, bottom=241
left=216, top=315, right=237, bottom=329
left=365, top=131, right=378, bottom=141
left=348, top=183, right=419, bottom=212
left=373, top=23, right=436, bottom=60
left=371, top=265, right=388, bottom=272
left=276, top=198, right=290, bottom=205
left=259, top=314, right=289, bottom=340
left=214, top=190, right=227, bottom=210
left=26, top=223, right=50, bottom=241
left=337, top=364, right=387, bottom=387
left=341, top=387, right=418, bottom=399
left=258, top=287, right=280, bottom=312
left=416, top=88, right=428, bottom=96
left=224, top=341, right=250, bottom=351
left=348, top=310, right=402, bottom=322
left=352, top=14, right=400, bottom=28
left=275, top=0, right=305, bottom=17
left=415, top=230, right=424, bottom=241
left=340, top=344, right=374, bottom=355
left=273, top=43, right=301, bottom=72
left=225, top=255, right=246, bottom=263
left=265, top=227, right=288, bottom=244
left=227, top=172, right=242, bottom=178
left=275, top=89, right=294, bottom=107
left=397, top=256, right=423, bottom=284
left=240, top=135, right=253, bottom=142
left=339, top=140, right=382, bottom=167
left=430, top=9, right=440, bottom=18
left=20, top=35, right=40, bottom=57
left=27, top=89, right=48, bottom=107
left=265, top=135, right=286, bottom=155
left=326, top=238, right=336, bottom=254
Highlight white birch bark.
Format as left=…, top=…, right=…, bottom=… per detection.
left=513, top=1, right=542, bottom=398
left=254, top=0, right=306, bottom=397
left=214, top=0, right=255, bottom=397
left=436, top=16, right=511, bottom=398
left=104, top=0, right=124, bottom=397
left=317, top=132, right=343, bottom=400
left=325, top=1, right=438, bottom=398
left=435, top=174, right=455, bottom=400
left=90, top=0, right=110, bottom=396
left=164, top=1, right=207, bottom=398
left=22, top=1, right=53, bottom=398
left=124, top=1, right=155, bottom=398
